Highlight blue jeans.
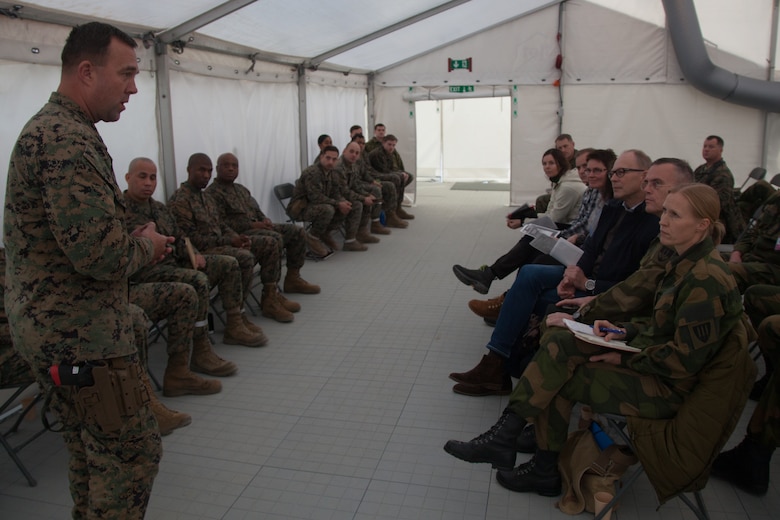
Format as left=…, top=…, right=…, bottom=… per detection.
left=487, top=264, right=571, bottom=358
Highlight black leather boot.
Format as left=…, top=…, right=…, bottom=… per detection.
left=452, top=264, right=495, bottom=294
left=443, top=408, right=525, bottom=470
left=515, top=423, right=537, bottom=453
left=712, top=435, right=774, bottom=495
left=496, top=449, right=562, bottom=496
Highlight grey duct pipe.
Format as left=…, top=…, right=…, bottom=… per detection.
left=662, top=0, right=780, bottom=112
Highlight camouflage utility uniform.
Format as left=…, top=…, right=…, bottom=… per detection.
left=510, top=238, right=742, bottom=451
left=290, top=163, right=363, bottom=240
left=335, top=156, right=382, bottom=224
left=368, top=146, right=414, bottom=210
left=168, top=181, right=282, bottom=298
left=0, top=248, right=33, bottom=386
left=356, top=154, right=398, bottom=211
left=129, top=282, right=197, bottom=359
left=124, top=194, right=245, bottom=322
left=694, top=159, right=746, bottom=243
left=3, top=92, right=160, bottom=518
left=206, top=180, right=307, bottom=269
left=743, top=284, right=780, bottom=447
left=728, top=190, right=780, bottom=291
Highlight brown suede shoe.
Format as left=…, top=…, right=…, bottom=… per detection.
left=468, top=292, right=506, bottom=320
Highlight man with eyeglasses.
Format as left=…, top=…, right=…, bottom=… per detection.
left=449, top=150, right=659, bottom=396
left=694, top=135, right=745, bottom=242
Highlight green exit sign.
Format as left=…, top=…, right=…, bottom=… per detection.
left=449, top=85, right=474, bottom=93
left=448, top=57, right=472, bottom=72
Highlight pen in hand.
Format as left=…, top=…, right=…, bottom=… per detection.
left=599, top=327, right=625, bottom=335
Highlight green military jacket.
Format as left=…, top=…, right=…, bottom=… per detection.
left=334, top=157, right=373, bottom=201
left=734, top=189, right=780, bottom=265
left=4, top=93, right=153, bottom=365
left=206, top=180, right=266, bottom=234
left=290, top=163, right=347, bottom=208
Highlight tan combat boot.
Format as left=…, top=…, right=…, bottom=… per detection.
left=356, top=225, right=380, bottom=244
left=225, top=309, right=268, bottom=346
left=261, top=284, right=295, bottom=322
left=163, top=351, right=222, bottom=397
left=305, top=233, right=329, bottom=258
left=371, top=220, right=390, bottom=235
left=385, top=211, right=409, bottom=228
left=277, top=291, right=301, bottom=313
left=240, top=312, right=265, bottom=335
left=284, top=267, right=321, bottom=294
left=321, top=233, right=339, bottom=251
left=190, top=330, right=238, bottom=377
left=343, top=239, right=368, bottom=252
left=397, top=206, right=415, bottom=220
left=140, top=370, right=191, bottom=436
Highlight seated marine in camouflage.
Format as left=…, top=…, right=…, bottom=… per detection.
left=168, top=153, right=298, bottom=324
left=367, top=130, right=415, bottom=220
left=352, top=133, right=407, bottom=229
left=288, top=145, right=367, bottom=252
left=208, top=152, right=323, bottom=290
left=334, top=142, right=385, bottom=243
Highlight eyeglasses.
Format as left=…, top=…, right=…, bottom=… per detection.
left=641, top=179, right=669, bottom=190
left=584, top=167, right=607, bottom=174
left=609, top=168, right=645, bottom=178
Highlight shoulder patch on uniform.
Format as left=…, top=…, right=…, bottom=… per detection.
left=692, top=322, right=712, bottom=344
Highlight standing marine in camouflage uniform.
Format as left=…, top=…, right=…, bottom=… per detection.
left=444, top=185, right=743, bottom=498
left=728, top=189, right=780, bottom=291
left=125, top=156, right=266, bottom=353
left=3, top=23, right=169, bottom=517
left=168, top=153, right=297, bottom=323
left=334, top=142, right=385, bottom=243
left=289, top=145, right=366, bottom=252
left=712, top=284, right=780, bottom=495
left=693, top=135, right=745, bottom=242
left=368, top=133, right=415, bottom=220
left=209, top=152, right=322, bottom=294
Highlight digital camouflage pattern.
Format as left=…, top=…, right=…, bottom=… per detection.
left=509, top=238, right=742, bottom=451
left=130, top=281, right=197, bottom=358
left=3, top=92, right=159, bottom=518
left=730, top=190, right=780, bottom=291
left=124, top=193, right=245, bottom=314
left=694, top=159, right=746, bottom=243
left=290, top=163, right=362, bottom=239
left=356, top=154, right=398, bottom=210
left=168, top=181, right=282, bottom=285
left=367, top=147, right=413, bottom=209
left=743, top=284, right=780, bottom=447
left=0, top=248, right=33, bottom=386
left=206, top=181, right=308, bottom=269
left=334, top=156, right=382, bottom=221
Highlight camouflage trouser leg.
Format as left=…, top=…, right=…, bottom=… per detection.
left=130, top=282, right=198, bottom=357
left=248, top=234, right=283, bottom=284
left=202, top=254, right=243, bottom=312
left=205, top=246, right=256, bottom=305
left=509, top=327, right=683, bottom=452
left=0, top=323, right=35, bottom=386
left=130, top=303, right=150, bottom=367
left=341, top=201, right=363, bottom=239
left=302, top=203, right=336, bottom=239
left=394, top=172, right=413, bottom=209
left=728, top=261, right=780, bottom=293
left=744, top=285, right=780, bottom=446
left=132, top=264, right=211, bottom=326
left=252, top=224, right=307, bottom=269
left=359, top=183, right=383, bottom=219
left=378, top=181, right=397, bottom=217
left=54, top=352, right=160, bottom=519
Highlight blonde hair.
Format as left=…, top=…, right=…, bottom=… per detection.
left=668, top=184, right=725, bottom=245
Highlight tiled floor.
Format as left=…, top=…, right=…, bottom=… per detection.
left=1, top=181, right=778, bottom=519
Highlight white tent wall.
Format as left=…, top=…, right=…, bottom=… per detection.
left=168, top=71, right=301, bottom=223
left=304, top=71, right=368, bottom=163
left=371, top=0, right=776, bottom=205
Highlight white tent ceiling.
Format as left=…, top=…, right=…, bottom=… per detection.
left=5, top=0, right=774, bottom=73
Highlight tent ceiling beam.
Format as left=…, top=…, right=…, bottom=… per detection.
left=307, top=0, right=471, bottom=69
left=0, top=2, right=151, bottom=38
left=155, top=0, right=258, bottom=45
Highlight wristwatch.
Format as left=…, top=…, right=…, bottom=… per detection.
left=585, top=279, right=596, bottom=292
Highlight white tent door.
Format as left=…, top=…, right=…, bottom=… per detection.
left=415, top=97, right=511, bottom=182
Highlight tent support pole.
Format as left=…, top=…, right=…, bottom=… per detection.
left=154, top=43, right=178, bottom=200
left=762, top=0, right=780, bottom=169
left=298, top=65, right=309, bottom=169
